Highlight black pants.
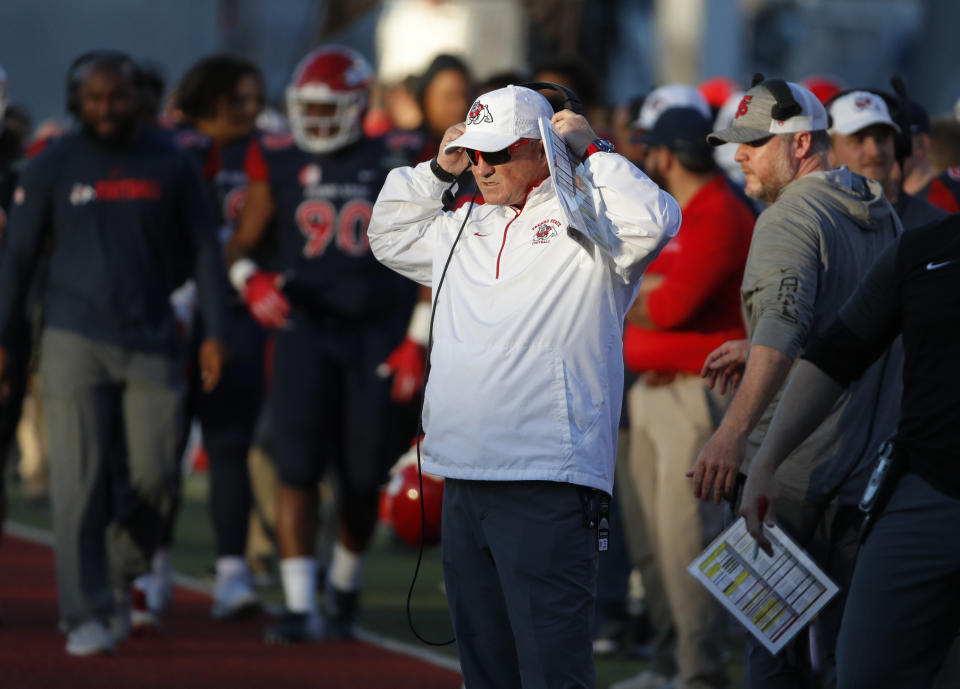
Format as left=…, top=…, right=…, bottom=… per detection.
left=837, top=472, right=960, bottom=688
left=441, top=479, right=599, bottom=689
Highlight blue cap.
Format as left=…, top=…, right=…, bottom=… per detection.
left=907, top=99, right=930, bottom=134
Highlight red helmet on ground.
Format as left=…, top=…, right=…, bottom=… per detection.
left=286, top=46, right=373, bottom=154
left=802, top=76, right=846, bottom=105
left=385, top=464, right=444, bottom=547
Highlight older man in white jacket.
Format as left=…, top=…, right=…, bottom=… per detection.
left=369, top=84, right=680, bottom=689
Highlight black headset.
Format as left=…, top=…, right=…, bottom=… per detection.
left=65, top=50, right=140, bottom=117
left=518, top=81, right=583, bottom=115
left=823, top=76, right=913, bottom=162
left=751, top=73, right=803, bottom=121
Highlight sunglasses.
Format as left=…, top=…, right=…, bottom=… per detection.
left=464, top=138, right=536, bottom=166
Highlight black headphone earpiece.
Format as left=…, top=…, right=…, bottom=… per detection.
left=751, top=73, right=802, bottom=121
left=65, top=50, right=140, bottom=118
left=518, top=81, right=584, bottom=116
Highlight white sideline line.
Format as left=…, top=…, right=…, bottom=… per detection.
left=4, top=520, right=462, bottom=676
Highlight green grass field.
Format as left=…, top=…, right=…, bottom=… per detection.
left=5, top=471, right=744, bottom=687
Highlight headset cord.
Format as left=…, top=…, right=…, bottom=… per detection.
left=405, top=184, right=478, bottom=647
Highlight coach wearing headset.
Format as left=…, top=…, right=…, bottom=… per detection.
left=0, top=52, right=227, bottom=656
left=369, top=84, right=680, bottom=688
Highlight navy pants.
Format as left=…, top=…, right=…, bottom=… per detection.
left=196, top=308, right=266, bottom=557
left=270, top=314, right=411, bottom=493
left=442, top=479, right=600, bottom=689
left=837, top=472, right=960, bottom=688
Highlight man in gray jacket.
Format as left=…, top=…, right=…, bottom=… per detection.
left=689, top=77, right=903, bottom=688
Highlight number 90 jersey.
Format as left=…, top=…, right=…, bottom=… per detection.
left=245, top=130, right=424, bottom=322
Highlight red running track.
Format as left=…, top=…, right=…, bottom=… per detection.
left=0, top=532, right=462, bottom=688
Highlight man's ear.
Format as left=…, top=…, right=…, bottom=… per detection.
left=793, top=130, right=813, bottom=160
left=662, top=148, right=676, bottom=174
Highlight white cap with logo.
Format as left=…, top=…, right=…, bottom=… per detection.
left=444, top=85, right=555, bottom=154
left=828, top=90, right=901, bottom=136
left=634, top=84, right=712, bottom=131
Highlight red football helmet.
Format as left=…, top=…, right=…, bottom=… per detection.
left=385, top=463, right=444, bottom=547
left=286, top=46, right=373, bottom=154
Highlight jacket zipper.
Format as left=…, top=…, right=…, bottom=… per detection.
left=495, top=208, right=520, bottom=279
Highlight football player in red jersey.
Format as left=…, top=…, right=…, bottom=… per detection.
left=225, top=46, right=422, bottom=644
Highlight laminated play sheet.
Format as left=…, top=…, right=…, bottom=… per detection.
left=688, top=516, right=839, bottom=655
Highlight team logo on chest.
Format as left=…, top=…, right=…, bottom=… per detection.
left=299, top=164, right=322, bottom=188
left=69, top=183, right=97, bottom=205
left=532, top=218, right=561, bottom=245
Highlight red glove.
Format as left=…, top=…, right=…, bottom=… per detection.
left=377, top=337, right=426, bottom=403
left=242, top=271, right=291, bottom=329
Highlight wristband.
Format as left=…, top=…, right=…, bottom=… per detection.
left=430, top=157, right=458, bottom=184
left=228, top=258, right=257, bottom=292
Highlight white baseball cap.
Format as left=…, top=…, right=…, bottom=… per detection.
left=634, top=84, right=711, bottom=131
left=444, top=85, right=554, bottom=154
left=828, top=90, right=901, bottom=136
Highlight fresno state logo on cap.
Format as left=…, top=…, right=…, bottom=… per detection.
left=467, top=101, right=493, bottom=125
left=735, top=95, right=753, bottom=119
left=854, top=95, right=874, bottom=110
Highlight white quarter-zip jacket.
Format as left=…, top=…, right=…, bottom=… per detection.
left=369, top=153, right=681, bottom=493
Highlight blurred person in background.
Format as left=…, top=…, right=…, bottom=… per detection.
left=0, top=51, right=228, bottom=656
left=610, top=94, right=647, bottom=167
left=627, top=84, right=712, bottom=186
left=170, top=54, right=269, bottom=622
left=827, top=89, right=947, bottom=230
left=898, top=102, right=960, bottom=214
left=698, top=76, right=739, bottom=120
left=801, top=76, right=846, bottom=106
left=415, top=54, right=472, bottom=154
left=534, top=56, right=606, bottom=127
left=613, top=106, right=754, bottom=689
left=928, top=117, right=960, bottom=175
left=225, top=46, right=422, bottom=645
left=137, top=62, right=166, bottom=125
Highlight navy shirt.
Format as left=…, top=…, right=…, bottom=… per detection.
left=0, top=128, right=228, bottom=354
left=246, top=131, right=421, bottom=323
